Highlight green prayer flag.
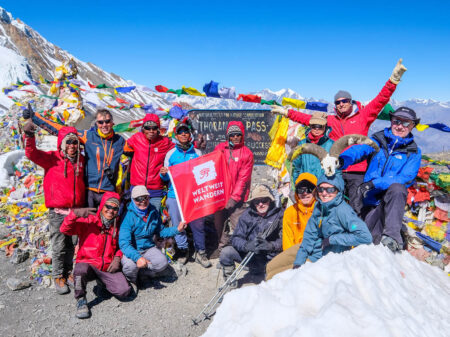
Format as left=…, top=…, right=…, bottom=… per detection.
left=96, top=84, right=109, bottom=89
left=377, top=103, right=394, bottom=121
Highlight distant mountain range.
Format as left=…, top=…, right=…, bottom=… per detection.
left=0, top=6, right=448, bottom=152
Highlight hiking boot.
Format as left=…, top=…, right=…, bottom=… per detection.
left=195, top=250, right=212, bottom=268
left=209, top=248, right=221, bottom=260
left=66, top=273, right=74, bottom=288
left=381, top=235, right=400, bottom=252
left=222, top=265, right=237, bottom=289
left=75, top=297, right=91, bottom=319
left=177, top=248, right=189, bottom=265
left=54, top=277, right=69, bottom=295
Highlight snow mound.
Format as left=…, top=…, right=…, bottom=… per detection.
left=0, top=150, right=25, bottom=188
left=203, top=245, right=450, bottom=337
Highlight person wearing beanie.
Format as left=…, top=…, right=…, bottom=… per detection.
left=123, top=113, right=175, bottom=212
left=212, top=121, right=254, bottom=256
left=119, top=185, right=187, bottom=286
left=338, top=107, right=421, bottom=252
left=266, top=173, right=317, bottom=280
left=292, top=111, right=334, bottom=182
left=292, top=173, right=372, bottom=269
left=160, top=123, right=211, bottom=268
left=23, top=106, right=125, bottom=208
left=271, top=59, right=408, bottom=212
left=23, top=122, right=86, bottom=295
left=219, top=185, right=283, bottom=287
left=60, top=192, right=131, bottom=319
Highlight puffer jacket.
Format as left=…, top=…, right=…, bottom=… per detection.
left=31, top=111, right=125, bottom=193
left=293, top=173, right=372, bottom=267
left=282, top=173, right=317, bottom=251
left=288, top=80, right=397, bottom=173
left=214, top=121, right=254, bottom=202
left=292, top=128, right=334, bottom=183
left=25, top=126, right=85, bottom=208
left=339, top=128, right=421, bottom=206
left=119, top=200, right=179, bottom=262
left=160, top=143, right=202, bottom=199
left=232, top=203, right=283, bottom=259
left=124, top=113, right=175, bottom=192
left=60, top=192, right=122, bottom=271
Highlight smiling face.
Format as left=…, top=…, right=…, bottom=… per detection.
left=335, top=97, right=353, bottom=116
left=64, top=137, right=78, bottom=157
left=175, top=128, right=191, bottom=145
left=228, top=133, right=242, bottom=145
left=310, top=124, right=326, bottom=137
left=391, top=117, right=414, bottom=138
left=101, top=201, right=119, bottom=220
left=96, top=112, right=113, bottom=135
left=134, top=195, right=150, bottom=210
left=317, top=182, right=338, bottom=203
left=142, top=125, right=159, bottom=141
left=252, top=197, right=271, bottom=216
left=297, top=188, right=315, bottom=206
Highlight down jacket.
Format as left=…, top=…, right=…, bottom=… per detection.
left=25, top=126, right=85, bottom=208
left=60, top=192, right=122, bottom=272
left=288, top=80, right=397, bottom=173
left=339, top=128, right=421, bottom=206
left=293, top=174, right=372, bottom=267
left=214, top=121, right=254, bottom=202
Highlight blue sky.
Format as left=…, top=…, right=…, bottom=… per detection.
left=2, top=1, right=450, bottom=102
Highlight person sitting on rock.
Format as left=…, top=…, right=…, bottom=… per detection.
left=119, top=185, right=187, bottom=285
left=293, top=173, right=372, bottom=268
left=219, top=185, right=283, bottom=286
left=266, top=173, right=317, bottom=280
left=60, top=192, right=131, bottom=319
left=338, top=107, right=422, bottom=252
left=24, top=121, right=85, bottom=295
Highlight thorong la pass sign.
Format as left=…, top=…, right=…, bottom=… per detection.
left=168, top=150, right=232, bottom=223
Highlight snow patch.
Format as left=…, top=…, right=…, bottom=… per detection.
left=0, top=150, right=25, bottom=188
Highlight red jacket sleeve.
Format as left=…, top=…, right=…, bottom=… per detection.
left=60, top=210, right=93, bottom=236
left=24, top=136, right=55, bottom=170
left=361, top=79, right=397, bottom=125
left=231, top=148, right=254, bottom=202
left=287, top=109, right=312, bottom=126
left=115, top=249, right=123, bottom=258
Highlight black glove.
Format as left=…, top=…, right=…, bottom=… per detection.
left=23, top=121, right=36, bottom=137
left=245, top=239, right=258, bottom=253
left=292, top=264, right=301, bottom=269
left=73, top=207, right=97, bottom=218
left=22, top=103, right=35, bottom=120
left=358, top=181, right=374, bottom=198
left=354, top=181, right=374, bottom=214
left=321, top=237, right=330, bottom=250
left=337, top=157, right=345, bottom=169
left=225, top=198, right=237, bottom=210
left=254, top=239, right=273, bottom=254
left=107, top=256, right=121, bottom=273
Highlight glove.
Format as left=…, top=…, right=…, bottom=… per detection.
left=73, top=207, right=97, bottom=218
left=337, top=157, right=345, bottom=170
left=270, top=105, right=289, bottom=117
left=354, top=181, right=374, bottom=214
left=292, top=264, right=301, bottom=269
left=225, top=198, right=237, bottom=210
left=245, top=239, right=258, bottom=253
left=107, top=256, right=121, bottom=273
left=255, top=239, right=273, bottom=254
left=321, top=237, right=330, bottom=250
left=22, top=103, right=35, bottom=120
left=23, top=121, right=36, bottom=137
left=390, top=58, right=407, bottom=84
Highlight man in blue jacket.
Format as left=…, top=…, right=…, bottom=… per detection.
left=293, top=173, right=372, bottom=268
left=339, top=107, right=421, bottom=252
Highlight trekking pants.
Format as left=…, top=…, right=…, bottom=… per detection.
left=48, top=209, right=74, bottom=279
left=343, top=172, right=365, bottom=212
left=265, top=243, right=301, bottom=281
left=121, top=247, right=168, bottom=284
left=219, top=245, right=269, bottom=275
left=214, top=202, right=246, bottom=249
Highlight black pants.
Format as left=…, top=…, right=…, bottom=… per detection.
left=87, top=190, right=104, bottom=208
left=343, top=172, right=365, bottom=212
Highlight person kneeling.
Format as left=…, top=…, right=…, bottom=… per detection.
left=119, top=186, right=187, bottom=285
left=60, top=192, right=131, bottom=319
left=219, top=185, right=283, bottom=287
left=293, top=174, right=372, bottom=269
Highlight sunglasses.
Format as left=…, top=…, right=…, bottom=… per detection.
left=229, top=133, right=242, bottom=138
left=253, top=197, right=271, bottom=205
left=66, top=139, right=78, bottom=145
left=134, top=195, right=149, bottom=203
left=296, top=186, right=314, bottom=195
left=310, top=124, right=325, bottom=130
left=176, top=129, right=190, bottom=135
left=97, top=119, right=111, bottom=125
left=104, top=204, right=119, bottom=212
left=391, top=119, right=412, bottom=127
left=317, top=186, right=338, bottom=194
left=335, top=99, right=351, bottom=105
left=143, top=125, right=159, bottom=131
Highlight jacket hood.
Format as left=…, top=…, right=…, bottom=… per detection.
left=57, top=126, right=78, bottom=150
left=97, top=191, right=121, bottom=217
left=226, top=121, right=245, bottom=142
left=334, top=101, right=361, bottom=119
left=316, top=173, right=345, bottom=209
left=142, top=113, right=160, bottom=128
left=295, top=172, right=318, bottom=187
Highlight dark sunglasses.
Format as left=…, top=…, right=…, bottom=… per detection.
left=97, top=119, right=111, bottom=125
left=104, top=204, right=119, bottom=212
left=134, top=195, right=149, bottom=203
left=253, top=197, right=271, bottom=205
left=317, top=186, right=338, bottom=194
left=229, top=133, right=242, bottom=138
left=176, top=129, right=190, bottom=135
left=296, top=186, right=314, bottom=195
left=335, top=99, right=351, bottom=105
left=391, top=119, right=412, bottom=127
left=310, top=124, right=325, bottom=130
left=66, top=139, right=78, bottom=145
left=143, top=125, right=159, bottom=131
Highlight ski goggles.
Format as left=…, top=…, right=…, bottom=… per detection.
left=391, top=119, right=413, bottom=127
left=317, top=186, right=338, bottom=194
left=104, top=204, right=119, bottom=212
left=134, top=195, right=149, bottom=203
left=334, top=99, right=351, bottom=105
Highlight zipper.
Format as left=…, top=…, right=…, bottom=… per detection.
left=381, top=138, right=398, bottom=176
left=100, top=232, right=107, bottom=270
left=73, top=160, right=76, bottom=206
left=144, top=143, right=151, bottom=187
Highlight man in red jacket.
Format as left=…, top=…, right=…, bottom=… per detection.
left=60, top=192, right=131, bottom=319
left=271, top=59, right=407, bottom=211
left=123, top=113, right=175, bottom=211
left=24, top=122, right=85, bottom=295
left=213, top=121, right=254, bottom=254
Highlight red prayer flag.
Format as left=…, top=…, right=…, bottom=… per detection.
left=116, top=97, right=130, bottom=104
left=236, top=94, right=262, bottom=103
left=169, top=150, right=232, bottom=223
left=155, top=85, right=168, bottom=93
left=88, top=82, right=96, bottom=89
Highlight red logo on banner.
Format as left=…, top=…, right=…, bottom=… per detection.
left=169, top=150, right=231, bottom=223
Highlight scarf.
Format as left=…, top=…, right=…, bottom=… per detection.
left=100, top=213, right=114, bottom=229
left=130, top=199, right=150, bottom=218
left=176, top=141, right=192, bottom=151
left=98, top=129, right=113, bottom=139
left=307, top=132, right=323, bottom=144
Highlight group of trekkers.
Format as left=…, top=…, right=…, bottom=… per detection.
left=20, top=58, right=422, bottom=319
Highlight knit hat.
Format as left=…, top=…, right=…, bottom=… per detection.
left=131, top=185, right=150, bottom=199
left=106, top=197, right=120, bottom=206
left=227, top=125, right=242, bottom=136
left=309, top=111, right=328, bottom=126
left=390, top=106, right=420, bottom=124
left=247, top=185, right=274, bottom=202
left=143, top=120, right=158, bottom=127
left=334, top=90, right=352, bottom=102
left=60, top=133, right=78, bottom=152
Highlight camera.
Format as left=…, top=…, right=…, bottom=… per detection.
left=104, top=166, right=114, bottom=181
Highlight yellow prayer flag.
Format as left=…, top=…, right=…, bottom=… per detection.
left=182, top=86, right=206, bottom=97
left=264, top=116, right=289, bottom=169
left=416, top=123, right=429, bottom=132
left=282, top=97, right=306, bottom=110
